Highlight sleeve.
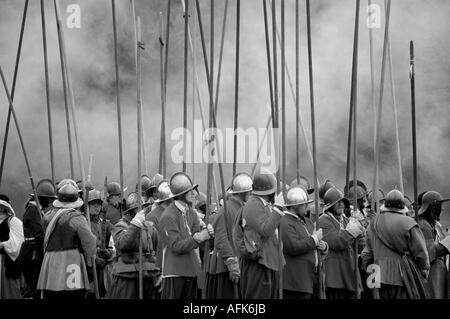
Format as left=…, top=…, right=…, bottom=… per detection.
left=70, top=215, right=97, bottom=267
left=418, top=221, right=447, bottom=262
left=3, top=217, right=24, bottom=261
left=112, top=221, right=140, bottom=252
left=214, top=211, right=235, bottom=261
left=160, top=214, right=199, bottom=255
left=319, top=216, right=353, bottom=251
left=407, top=226, right=430, bottom=272
left=281, top=220, right=316, bottom=256
left=245, top=204, right=282, bottom=239
left=24, top=206, right=45, bottom=241
left=190, top=209, right=202, bottom=234
left=361, top=228, right=374, bottom=271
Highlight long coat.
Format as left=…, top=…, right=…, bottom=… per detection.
left=319, top=213, right=362, bottom=293
left=418, top=217, right=448, bottom=298
left=241, top=195, right=284, bottom=271
left=281, top=212, right=318, bottom=294
left=159, top=201, right=202, bottom=278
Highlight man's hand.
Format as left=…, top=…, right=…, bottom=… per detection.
left=312, top=228, right=323, bottom=244
left=225, top=257, right=240, bottom=284
left=193, top=229, right=211, bottom=243
left=130, top=210, right=146, bottom=228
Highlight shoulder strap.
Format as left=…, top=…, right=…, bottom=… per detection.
left=43, top=208, right=72, bottom=251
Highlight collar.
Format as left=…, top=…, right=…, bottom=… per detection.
left=175, top=200, right=189, bottom=214
left=327, top=212, right=344, bottom=226
left=285, top=211, right=300, bottom=220
left=257, top=196, right=270, bottom=207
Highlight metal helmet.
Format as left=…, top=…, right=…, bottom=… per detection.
left=290, top=176, right=314, bottom=194
left=381, top=189, right=408, bottom=214
left=284, top=186, right=313, bottom=207
left=348, top=185, right=367, bottom=201
left=154, top=180, right=174, bottom=204
left=54, top=179, right=83, bottom=208
left=150, top=173, right=165, bottom=191
left=30, top=178, right=57, bottom=199
left=344, top=179, right=367, bottom=195
left=229, top=172, right=253, bottom=194
left=252, top=169, right=277, bottom=196
left=106, top=182, right=122, bottom=197
left=367, top=189, right=385, bottom=205
left=418, top=191, right=450, bottom=215
left=87, top=189, right=103, bottom=204
left=77, top=180, right=94, bottom=192
left=137, top=175, right=152, bottom=193
left=124, top=192, right=142, bottom=213
left=169, top=172, right=198, bottom=198
left=319, top=180, right=335, bottom=200
left=323, top=187, right=350, bottom=212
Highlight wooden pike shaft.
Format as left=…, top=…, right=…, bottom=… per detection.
left=410, top=41, right=418, bottom=220
left=162, top=0, right=172, bottom=177
left=40, top=0, right=55, bottom=185
left=232, top=0, right=240, bottom=176
left=54, top=0, right=99, bottom=299
left=183, top=0, right=189, bottom=173
left=0, top=0, right=29, bottom=186
left=159, top=12, right=165, bottom=175
left=0, top=66, right=42, bottom=218
left=112, top=0, right=124, bottom=194
left=214, top=0, right=229, bottom=115
left=306, top=0, right=323, bottom=299
left=373, top=0, right=391, bottom=216
left=136, top=15, right=144, bottom=300
left=295, top=0, right=300, bottom=183
left=272, top=0, right=280, bottom=195
left=351, top=0, right=361, bottom=299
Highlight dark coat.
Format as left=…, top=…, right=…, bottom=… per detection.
left=146, top=204, right=167, bottom=270
left=209, top=196, right=243, bottom=275
left=20, top=201, right=45, bottom=265
left=102, top=202, right=121, bottom=226
left=241, top=195, right=284, bottom=271
left=319, top=213, right=362, bottom=292
left=281, top=212, right=317, bottom=294
left=418, top=217, right=448, bottom=298
left=159, top=201, right=202, bottom=277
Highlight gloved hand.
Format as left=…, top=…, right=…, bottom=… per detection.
left=345, top=218, right=364, bottom=238
left=155, top=274, right=163, bottom=293
left=130, top=209, right=146, bottom=228
left=97, top=248, right=112, bottom=260
left=311, top=228, right=323, bottom=245
left=420, top=268, right=429, bottom=279
left=317, top=240, right=328, bottom=253
left=206, top=224, right=214, bottom=237
left=224, top=257, right=240, bottom=284
left=193, top=228, right=211, bottom=243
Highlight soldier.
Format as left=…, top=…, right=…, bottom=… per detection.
left=107, top=192, right=160, bottom=299
left=0, top=196, right=24, bottom=299
left=348, top=184, right=369, bottom=228
left=319, top=187, right=364, bottom=299
left=159, top=172, right=214, bottom=299
left=37, top=179, right=97, bottom=299
left=86, top=189, right=115, bottom=299
left=206, top=172, right=253, bottom=299
left=417, top=191, right=450, bottom=298
left=102, top=182, right=123, bottom=226
left=238, top=169, right=285, bottom=299
left=366, top=189, right=386, bottom=221
left=145, top=180, right=174, bottom=298
left=281, top=186, right=328, bottom=299
left=20, top=179, right=56, bottom=299
left=361, top=189, right=430, bottom=299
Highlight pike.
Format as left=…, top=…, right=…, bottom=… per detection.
left=0, top=66, right=43, bottom=227
left=54, top=0, right=100, bottom=299
left=40, top=0, right=55, bottom=185
left=161, top=0, right=172, bottom=177
left=136, top=15, right=144, bottom=300
left=306, top=0, right=324, bottom=299
left=410, top=41, right=418, bottom=220
left=214, top=0, right=229, bottom=115
left=87, top=154, right=94, bottom=184
left=158, top=12, right=166, bottom=176
left=232, top=0, right=240, bottom=176
left=112, top=0, right=124, bottom=196
left=385, top=0, right=404, bottom=194
left=373, top=0, right=391, bottom=216
left=352, top=0, right=361, bottom=299
left=295, top=0, right=300, bottom=183
left=368, top=0, right=376, bottom=213
left=280, top=0, right=286, bottom=299
left=271, top=0, right=280, bottom=195
left=54, top=0, right=75, bottom=179
left=183, top=0, right=189, bottom=173
left=0, top=0, right=29, bottom=186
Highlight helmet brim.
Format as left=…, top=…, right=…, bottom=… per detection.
left=323, top=197, right=350, bottom=212
left=284, top=199, right=314, bottom=207
left=252, top=188, right=276, bottom=196
left=29, top=193, right=57, bottom=199
left=171, top=184, right=199, bottom=198
left=53, top=198, right=84, bottom=209
left=229, top=188, right=252, bottom=194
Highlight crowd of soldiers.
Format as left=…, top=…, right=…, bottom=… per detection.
left=0, top=168, right=449, bottom=299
